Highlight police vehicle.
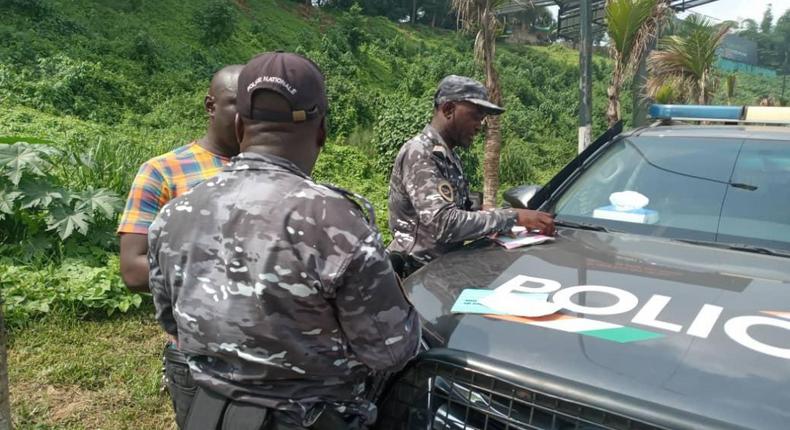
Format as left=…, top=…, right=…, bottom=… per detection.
left=376, top=105, right=790, bottom=430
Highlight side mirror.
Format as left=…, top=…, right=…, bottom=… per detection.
left=503, top=185, right=542, bottom=209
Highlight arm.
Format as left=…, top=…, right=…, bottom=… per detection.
left=404, top=152, right=516, bottom=244
left=117, top=162, right=170, bottom=292
left=148, top=215, right=178, bottom=338
left=119, top=233, right=149, bottom=293
left=334, top=231, right=421, bottom=373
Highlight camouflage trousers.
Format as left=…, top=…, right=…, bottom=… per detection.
left=162, top=343, right=197, bottom=429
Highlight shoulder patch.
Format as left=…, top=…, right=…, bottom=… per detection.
left=321, top=184, right=377, bottom=226
left=437, top=180, right=454, bottom=202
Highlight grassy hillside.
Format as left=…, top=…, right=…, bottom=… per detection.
left=0, top=0, right=617, bottom=220
left=1, top=1, right=786, bottom=427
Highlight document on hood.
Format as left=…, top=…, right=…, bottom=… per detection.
left=451, top=288, right=552, bottom=316
left=492, top=233, right=554, bottom=249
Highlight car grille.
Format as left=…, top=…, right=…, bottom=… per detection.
left=375, top=354, right=665, bottom=430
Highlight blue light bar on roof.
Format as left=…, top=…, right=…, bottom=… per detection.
left=649, top=104, right=744, bottom=121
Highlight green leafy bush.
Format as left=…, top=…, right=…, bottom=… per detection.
left=336, top=3, right=368, bottom=52
left=0, top=142, right=123, bottom=263
left=0, top=24, right=54, bottom=66
left=1, top=255, right=143, bottom=327
left=29, top=55, right=143, bottom=123
left=194, top=0, right=237, bottom=45
left=371, top=94, right=432, bottom=174
left=129, top=30, right=161, bottom=74
left=0, top=0, right=53, bottom=19
left=325, top=77, right=377, bottom=138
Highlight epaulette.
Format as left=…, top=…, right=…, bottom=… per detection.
left=321, top=184, right=377, bottom=227
left=431, top=144, right=448, bottom=158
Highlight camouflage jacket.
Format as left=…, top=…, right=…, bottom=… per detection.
left=148, top=152, right=420, bottom=425
left=388, top=125, right=518, bottom=265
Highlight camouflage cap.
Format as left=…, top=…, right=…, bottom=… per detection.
left=433, top=75, right=505, bottom=115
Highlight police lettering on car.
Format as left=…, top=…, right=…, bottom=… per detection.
left=485, top=274, right=790, bottom=360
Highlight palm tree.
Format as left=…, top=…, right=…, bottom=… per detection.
left=647, top=16, right=732, bottom=105
left=451, top=0, right=511, bottom=209
left=605, top=0, right=671, bottom=127
left=0, top=307, right=10, bottom=430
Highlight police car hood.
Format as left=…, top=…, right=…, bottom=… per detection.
left=403, top=228, right=790, bottom=430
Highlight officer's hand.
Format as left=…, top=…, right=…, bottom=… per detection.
left=514, top=209, right=556, bottom=236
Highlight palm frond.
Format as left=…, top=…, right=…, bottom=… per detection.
left=604, top=0, right=670, bottom=125
left=646, top=17, right=732, bottom=103
left=606, top=0, right=671, bottom=79
left=654, top=81, right=678, bottom=103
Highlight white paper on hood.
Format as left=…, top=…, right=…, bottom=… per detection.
left=479, top=291, right=561, bottom=317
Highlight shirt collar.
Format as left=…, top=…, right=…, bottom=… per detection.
left=225, top=152, right=310, bottom=179
left=191, top=141, right=232, bottom=161
left=422, top=124, right=463, bottom=169
left=422, top=124, right=451, bottom=150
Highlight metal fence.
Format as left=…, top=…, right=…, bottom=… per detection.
left=717, top=58, right=777, bottom=78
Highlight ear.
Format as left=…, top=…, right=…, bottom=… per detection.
left=205, top=95, right=216, bottom=118
left=317, top=117, right=327, bottom=148
left=441, top=102, right=455, bottom=119
left=234, top=113, right=244, bottom=147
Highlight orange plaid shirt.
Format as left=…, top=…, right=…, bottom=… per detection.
left=118, top=142, right=230, bottom=235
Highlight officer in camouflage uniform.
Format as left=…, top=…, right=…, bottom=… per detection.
left=388, top=75, right=555, bottom=276
left=149, top=52, right=421, bottom=429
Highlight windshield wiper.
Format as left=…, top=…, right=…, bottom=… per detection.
left=554, top=219, right=610, bottom=232
left=676, top=239, right=790, bottom=258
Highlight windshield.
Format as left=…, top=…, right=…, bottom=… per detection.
left=550, top=135, right=790, bottom=252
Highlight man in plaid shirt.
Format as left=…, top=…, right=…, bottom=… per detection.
left=117, top=64, right=241, bottom=428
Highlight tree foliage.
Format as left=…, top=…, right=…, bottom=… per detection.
left=604, top=0, right=670, bottom=126
left=194, top=0, right=237, bottom=45
left=318, top=0, right=457, bottom=27
left=647, top=15, right=732, bottom=104
left=761, top=3, right=774, bottom=34
left=321, top=0, right=411, bottom=20
left=737, top=6, right=790, bottom=71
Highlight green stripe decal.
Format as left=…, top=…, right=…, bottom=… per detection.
left=581, top=327, right=664, bottom=343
